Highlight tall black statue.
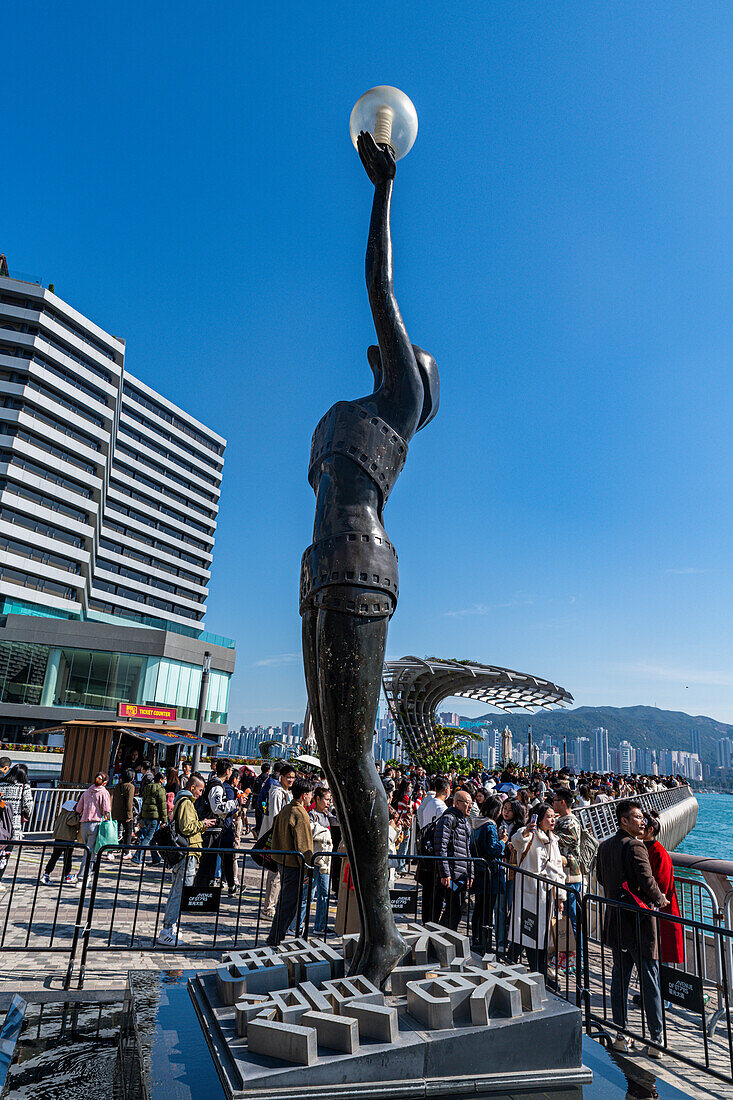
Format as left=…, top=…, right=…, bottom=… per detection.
left=301, top=128, right=439, bottom=989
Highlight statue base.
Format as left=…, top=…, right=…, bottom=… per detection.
left=184, top=925, right=591, bottom=1099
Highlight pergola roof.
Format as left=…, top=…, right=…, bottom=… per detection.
left=383, top=656, right=573, bottom=756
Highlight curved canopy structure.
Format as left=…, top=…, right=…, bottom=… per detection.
left=383, top=656, right=573, bottom=758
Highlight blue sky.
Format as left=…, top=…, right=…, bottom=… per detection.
left=5, top=3, right=733, bottom=726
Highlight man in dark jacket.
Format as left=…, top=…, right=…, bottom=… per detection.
left=132, top=771, right=167, bottom=866
left=596, top=799, right=669, bottom=1056
left=266, top=774, right=314, bottom=946
left=434, top=789, right=473, bottom=931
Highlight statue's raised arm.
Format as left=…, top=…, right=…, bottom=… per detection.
left=357, top=130, right=439, bottom=441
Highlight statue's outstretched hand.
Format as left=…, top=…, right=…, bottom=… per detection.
left=357, top=130, right=396, bottom=184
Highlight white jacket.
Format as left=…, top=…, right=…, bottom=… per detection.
left=259, top=783, right=291, bottom=837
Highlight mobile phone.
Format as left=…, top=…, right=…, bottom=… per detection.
left=529, top=814, right=538, bottom=827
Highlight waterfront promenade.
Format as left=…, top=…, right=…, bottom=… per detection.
left=1, top=831, right=731, bottom=1098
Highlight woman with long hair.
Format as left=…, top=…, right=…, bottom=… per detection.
left=0, top=763, right=34, bottom=889
left=470, top=795, right=504, bottom=950
left=509, top=803, right=564, bottom=974
left=75, top=772, right=111, bottom=851
left=643, top=810, right=684, bottom=965
left=495, top=797, right=527, bottom=955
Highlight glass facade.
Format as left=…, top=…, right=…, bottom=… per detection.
left=147, top=658, right=229, bottom=723
left=0, top=640, right=229, bottom=724
left=0, top=642, right=48, bottom=706
left=54, top=649, right=147, bottom=711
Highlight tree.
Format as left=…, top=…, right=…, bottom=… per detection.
left=407, top=725, right=485, bottom=775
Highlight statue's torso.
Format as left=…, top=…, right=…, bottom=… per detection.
left=300, top=401, right=408, bottom=619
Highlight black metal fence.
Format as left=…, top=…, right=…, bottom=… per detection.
left=1, top=836, right=732, bottom=1085
left=75, top=843, right=311, bottom=987
left=0, top=839, right=92, bottom=989
left=580, top=891, right=733, bottom=1084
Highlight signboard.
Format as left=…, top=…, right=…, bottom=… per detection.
left=118, top=703, right=177, bottom=722
left=181, top=885, right=221, bottom=914
left=390, top=885, right=418, bottom=918
left=521, top=909, right=538, bottom=942
left=660, top=965, right=704, bottom=1015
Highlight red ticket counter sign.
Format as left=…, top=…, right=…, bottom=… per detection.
left=117, top=703, right=177, bottom=722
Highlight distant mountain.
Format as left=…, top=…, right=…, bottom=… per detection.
left=463, top=705, right=731, bottom=766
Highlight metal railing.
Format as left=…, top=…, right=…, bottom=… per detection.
left=0, top=839, right=91, bottom=989
left=25, top=788, right=84, bottom=835
left=581, top=890, right=733, bottom=1085
left=75, top=843, right=311, bottom=987
left=575, top=785, right=697, bottom=847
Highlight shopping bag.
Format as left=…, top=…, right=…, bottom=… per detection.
left=551, top=914, right=576, bottom=954
left=94, top=818, right=119, bottom=853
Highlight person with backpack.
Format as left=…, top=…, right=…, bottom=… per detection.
left=132, top=771, right=167, bottom=866
left=416, top=776, right=449, bottom=923
left=157, top=774, right=216, bottom=946
left=193, top=759, right=246, bottom=892
left=433, top=788, right=474, bottom=931
left=41, top=800, right=81, bottom=886
left=0, top=763, right=34, bottom=891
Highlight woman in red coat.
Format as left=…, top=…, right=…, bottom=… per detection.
left=643, top=811, right=684, bottom=964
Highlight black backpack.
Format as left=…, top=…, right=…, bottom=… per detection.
left=157, top=798, right=191, bottom=867
left=418, top=817, right=439, bottom=857
left=194, top=776, right=223, bottom=818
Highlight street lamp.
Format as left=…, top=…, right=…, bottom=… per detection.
left=349, top=85, right=418, bottom=160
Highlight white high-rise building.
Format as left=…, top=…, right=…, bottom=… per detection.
left=0, top=265, right=234, bottom=746
left=0, top=269, right=224, bottom=630
left=619, top=740, right=634, bottom=775
left=593, top=727, right=610, bottom=772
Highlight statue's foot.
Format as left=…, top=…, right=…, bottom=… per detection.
left=355, top=930, right=408, bottom=991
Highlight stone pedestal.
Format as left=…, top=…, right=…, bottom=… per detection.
left=186, top=925, right=592, bottom=1099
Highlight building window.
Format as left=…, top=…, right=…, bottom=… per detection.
left=54, top=648, right=146, bottom=711
left=0, top=641, right=50, bottom=706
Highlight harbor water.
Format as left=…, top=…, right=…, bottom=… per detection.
left=676, top=792, right=733, bottom=860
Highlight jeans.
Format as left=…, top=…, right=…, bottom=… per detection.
left=267, top=865, right=305, bottom=946
left=566, top=881, right=582, bottom=963
left=79, top=822, right=100, bottom=851
left=395, top=832, right=410, bottom=873
left=163, top=855, right=197, bottom=930
left=310, top=867, right=330, bottom=932
left=133, top=818, right=162, bottom=864
left=610, top=946, right=663, bottom=1044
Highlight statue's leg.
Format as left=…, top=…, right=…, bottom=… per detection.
left=302, top=609, right=367, bottom=972
left=303, top=604, right=406, bottom=989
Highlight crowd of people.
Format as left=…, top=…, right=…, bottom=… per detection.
left=0, top=749, right=689, bottom=1051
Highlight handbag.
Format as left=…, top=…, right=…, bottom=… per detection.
left=505, top=842, right=518, bottom=882
left=551, top=914, right=576, bottom=954
left=94, top=818, right=119, bottom=854
left=250, top=826, right=276, bottom=871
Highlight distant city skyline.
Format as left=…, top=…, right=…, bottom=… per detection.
left=223, top=712, right=713, bottom=782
